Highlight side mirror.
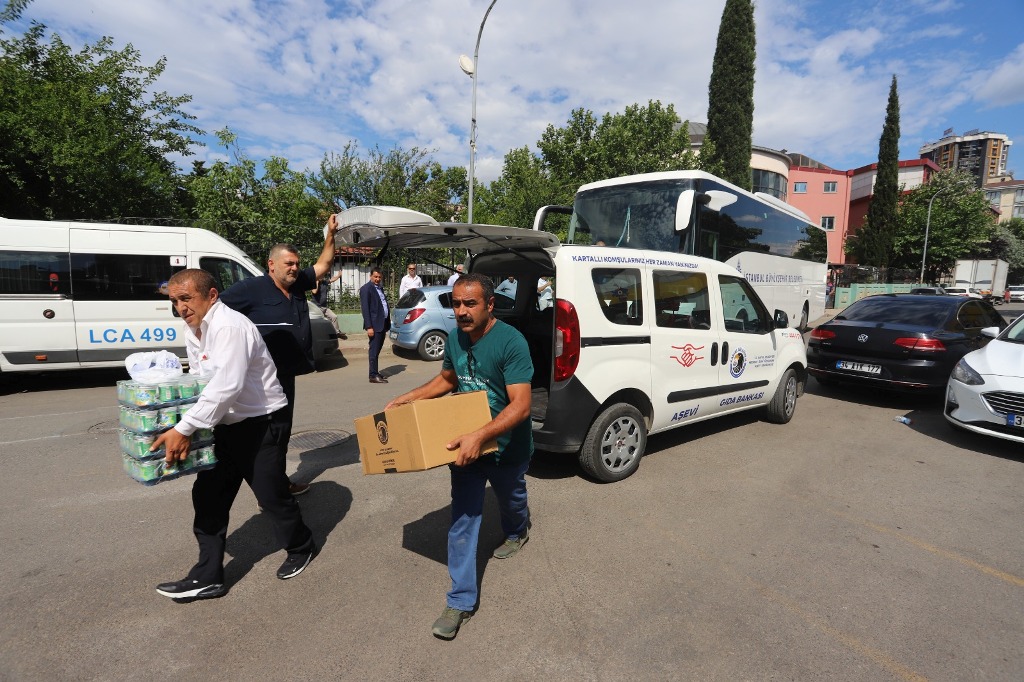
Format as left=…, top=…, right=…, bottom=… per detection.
left=675, top=190, right=695, bottom=232
left=980, top=326, right=1000, bottom=339
left=774, top=309, right=789, bottom=329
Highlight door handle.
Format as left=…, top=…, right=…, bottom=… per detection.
left=722, top=342, right=729, bottom=364
left=710, top=342, right=718, bottom=366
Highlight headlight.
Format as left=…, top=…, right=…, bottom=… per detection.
left=950, top=358, right=984, bottom=385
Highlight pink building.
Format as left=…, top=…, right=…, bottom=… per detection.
left=787, top=157, right=940, bottom=265
left=786, top=164, right=851, bottom=265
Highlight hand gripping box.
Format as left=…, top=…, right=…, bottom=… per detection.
left=355, top=391, right=497, bottom=474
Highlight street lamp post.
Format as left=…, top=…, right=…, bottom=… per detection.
left=920, top=186, right=946, bottom=285
left=459, top=0, right=498, bottom=225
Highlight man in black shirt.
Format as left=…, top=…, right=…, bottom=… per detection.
left=219, top=215, right=339, bottom=495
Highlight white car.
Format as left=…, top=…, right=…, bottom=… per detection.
left=1008, top=285, right=1024, bottom=302
left=944, top=287, right=983, bottom=299
left=945, top=314, right=1024, bottom=444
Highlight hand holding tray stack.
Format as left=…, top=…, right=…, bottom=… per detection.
left=117, top=375, right=217, bottom=485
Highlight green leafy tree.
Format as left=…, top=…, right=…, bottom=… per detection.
left=538, top=102, right=709, bottom=197
left=703, top=0, right=755, bottom=191
left=0, top=24, right=201, bottom=220
left=307, top=142, right=467, bottom=289
left=1000, top=217, right=1024, bottom=283
left=308, top=142, right=466, bottom=220
left=474, top=146, right=560, bottom=229
left=891, top=170, right=992, bottom=282
left=847, top=75, right=901, bottom=270
left=186, top=129, right=323, bottom=263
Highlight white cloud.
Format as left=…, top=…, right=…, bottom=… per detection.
left=974, top=43, right=1024, bottom=108
left=17, top=0, right=1024, bottom=182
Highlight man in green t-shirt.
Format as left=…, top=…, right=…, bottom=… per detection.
left=385, top=273, right=534, bottom=640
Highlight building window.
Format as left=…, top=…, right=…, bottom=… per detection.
left=793, top=182, right=807, bottom=194
left=1015, top=188, right=1024, bottom=202
left=823, top=181, right=837, bottom=193
left=751, top=169, right=787, bottom=201
left=820, top=216, right=835, bottom=231
left=986, top=191, right=1001, bottom=207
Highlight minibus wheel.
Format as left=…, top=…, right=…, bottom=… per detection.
left=579, top=403, right=647, bottom=482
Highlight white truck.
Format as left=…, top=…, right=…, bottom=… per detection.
left=953, top=259, right=1009, bottom=304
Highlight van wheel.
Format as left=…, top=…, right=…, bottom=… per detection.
left=765, top=368, right=798, bottom=424
left=798, top=303, right=809, bottom=330
left=579, top=403, right=647, bottom=482
left=417, top=331, right=447, bottom=361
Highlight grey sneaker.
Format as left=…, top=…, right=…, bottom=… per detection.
left=432, top=606, right=472, bottom=639
left=492, top=527, right=529, bottom=559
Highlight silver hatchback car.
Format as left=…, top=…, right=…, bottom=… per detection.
left=389, top=285, right=457, bottom=360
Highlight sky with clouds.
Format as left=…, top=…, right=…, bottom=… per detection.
left=9, top=0, right=1024, bottom=184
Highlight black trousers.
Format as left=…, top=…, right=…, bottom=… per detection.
left=367, top=328, right=387, bottom=378
left=187, top=409, right=313, bottom=584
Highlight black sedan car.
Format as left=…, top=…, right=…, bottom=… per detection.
left=807, top=294, right=1007, bottom=391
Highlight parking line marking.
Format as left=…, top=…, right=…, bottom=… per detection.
left=738, top=571, right=929, bottom=682
left=802, top=497, right=1024, bottom=588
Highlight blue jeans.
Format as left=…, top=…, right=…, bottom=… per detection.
left=447, top=457, right=530, bottom=611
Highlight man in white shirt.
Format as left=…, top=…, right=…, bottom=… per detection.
left=537, top=277, right=553, bottom=310
left=151, top=269, right=316, bottom=602
left=447, top=264, right=464, bottom=286
left=399, top=264, right=423, bottom=298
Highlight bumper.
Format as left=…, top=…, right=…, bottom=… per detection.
left=531, top=375, right=601, bottom=454
left=944, top=379, right=1024, bottom=444
left=388, top=327, right=422, bottom=351
left=807, top=348, right=952, bottom=390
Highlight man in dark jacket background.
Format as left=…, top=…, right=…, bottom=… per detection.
left=359, top=266, right=390, bottom=384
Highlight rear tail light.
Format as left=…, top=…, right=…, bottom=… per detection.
left=809, top=328, right=835, bottom=340
left=894, top=337, right=946, bottom=351
left=402, top=308, right=426, bottom=324
left=554, top=299, right=580, bottom=382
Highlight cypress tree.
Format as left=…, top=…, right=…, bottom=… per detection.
left=704, top=0, right=755, bottom=191
left=853, top=75, right=901, bottom=269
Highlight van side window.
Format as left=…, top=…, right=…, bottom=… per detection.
left=718, top=275, right=770, bottom=333
left=653, top=271, right=711, bottom=329
left=0, top=250, right=70, bottom=295
left=200, top=257, right=256, bottom=292
left=592, top=268, right=642, bottom=326
left=70, top=253, right=182, bottom=301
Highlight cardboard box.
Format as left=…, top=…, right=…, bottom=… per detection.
left=355, top=391, right=497, bottom=474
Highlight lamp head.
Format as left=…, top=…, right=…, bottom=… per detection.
left=459, top=54, right=475, bottom=76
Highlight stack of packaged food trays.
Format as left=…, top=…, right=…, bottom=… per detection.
left=117, top=375, right=217, bottom=485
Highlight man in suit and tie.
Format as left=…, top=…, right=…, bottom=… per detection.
left=360, top=267, right=391, bottom=384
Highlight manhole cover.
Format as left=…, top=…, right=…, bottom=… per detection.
left=290, top=429, right=351, bottom=450
left=88, top=420, right=121, bottom=433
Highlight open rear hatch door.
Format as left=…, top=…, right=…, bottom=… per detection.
left=333, top=205, right=559, bottom=253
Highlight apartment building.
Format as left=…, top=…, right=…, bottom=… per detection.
left=919, top=129, right=1011, bottom=187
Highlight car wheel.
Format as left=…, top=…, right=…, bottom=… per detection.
left=417, top=331, right=447, bottom=361
left=765, top=368, right=798, bottom=424
left=579, top=403, right=647, bottom=482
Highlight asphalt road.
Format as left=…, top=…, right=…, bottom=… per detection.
left=1, top=308, right=1022, bottom=681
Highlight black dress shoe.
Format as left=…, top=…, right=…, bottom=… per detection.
left=369, top=376, right=388, bottom=383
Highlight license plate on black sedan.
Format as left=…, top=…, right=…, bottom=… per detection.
left=835, top=360, right=882, bottom=374
left=1006, top=414, right=1024, bottom=428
